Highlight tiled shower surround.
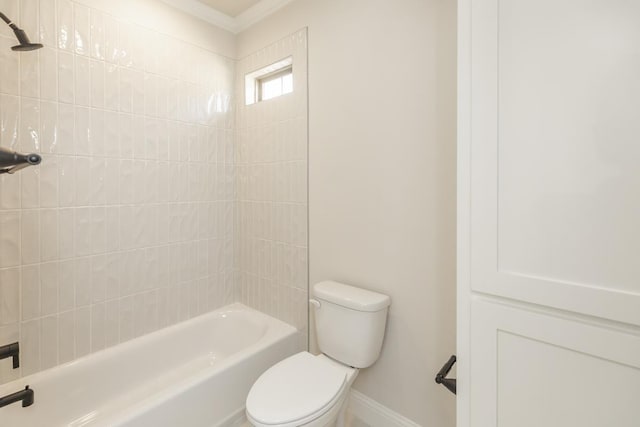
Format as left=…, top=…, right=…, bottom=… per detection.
left=236, top=29, right=308, bottom=345
left=0, top=0, right=308, bottom=384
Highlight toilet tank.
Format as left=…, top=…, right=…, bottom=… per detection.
left=313, top=281, right=391, bottom=368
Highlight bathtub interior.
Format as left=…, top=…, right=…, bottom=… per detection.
left=0, top=304, right=302, bottom=427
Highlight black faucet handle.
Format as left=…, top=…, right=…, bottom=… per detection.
left=22, top=386, right=34, bottom=407
left=0, top=342, right=20, bottom=369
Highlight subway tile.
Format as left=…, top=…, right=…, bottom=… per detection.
left=131, top=69, right=144, bottom=115
left=0, top=37, right=19, bottom=95
left=57, top=0, right=74, bottom=52
left=74, top=306, right=90, bottom=357
left=40, top=155, right=58, bottom=208
left=57, top=103, right=75, bottom=154
left=104, top=15, right=118, bottom=64
left=58, top=208, right=75, bottom=259
left=90, top=109, right=105, bottom=157
left=104, top=299, right=119, bottom=347
left=40, top=315, right=58, bottom=370
left=40, top=47, right=58, bottom=101
left=20, top=48, right=39, bottom=98
left=40, top=101, right=58, bottom=154
left=20, top=167, right=40, bottom=209
left=0, top=173, right=21, bottom=209
left=40, top=209, right=59, bottom=261
left=58, top=260, right=75, bottom=312
left=74, top=208, right=92, bottom=257
left=39, top=0, right=57, bottom=48
left=0, top=324, right=19, bottom=383
left=21, top=210, right=40, bottom=264
left=90, top=60, right=104, bottom=108
left=58, top=156, right=76, bottom=207
left=90, top=302, right=105, bottom=352
left=119, top=67, right=133, bottom=113
left=74, top=257, right=91, bottom=308
left=19, top=97, right=40, bottom=154
left=41, top=261, right=59, bottom=316
left=21, top=264, right=40, bottom=321
left=21, top=319, right=41, bottom=376
left=0, top=1, right=18, bottom=39
left=0, top=267, right=19, bottom=325
left=90, top=9, right=105, bottom=60
left=75, top=56, right=91, bottom=106
left=75, top=153, right=91, bottom=204
left=58, top=51, right=75, bottom=104
left=0, top=94, right=19, bottom=148
left=105, top=64, right=119, bottom=111
left=90, top=207, right=106, bottom=254
left=73, top=3, right=90, bottom=56
left=104, top=111, right=120, bottom=157
left=57, top=310, right=75, bottom=363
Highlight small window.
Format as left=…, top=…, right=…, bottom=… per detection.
left=258, top=67, right=293, bottom=101
left=245, top=57, right=293, bottom=105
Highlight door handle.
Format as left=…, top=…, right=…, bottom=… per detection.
left=435, top=355, right=456, bottom=395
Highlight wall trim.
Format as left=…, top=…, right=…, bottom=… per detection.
left=158, top=0, right=237, bottom=32
left=348, top=390, right=421, bottom=427
left=159, top=0, right=296, bottom=34
left=235, top=0, right=295, bottom=33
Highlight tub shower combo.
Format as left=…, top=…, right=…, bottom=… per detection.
left=0, top=6, right=311, bottom=426
left=0, top=4, right=320, bottom=427
left=0, top=9, right=42, bottom=413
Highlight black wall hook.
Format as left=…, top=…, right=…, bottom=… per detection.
left=435, top=355, right=457, bottom=395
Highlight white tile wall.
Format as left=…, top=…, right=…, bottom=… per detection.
left=0, top=0, right=236, bottom=384
left=235, top=29, right=309, bottom=342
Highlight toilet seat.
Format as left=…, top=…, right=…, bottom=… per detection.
left=246, top=352, right=351, bottom=427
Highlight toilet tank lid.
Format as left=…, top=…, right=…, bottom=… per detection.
left=314, top=281, right=391, bottom=312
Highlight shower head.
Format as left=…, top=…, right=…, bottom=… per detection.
left=0, top=11, right=43, bottom=52
left=11, top=42, right=44, bottom=51
left=9, top=25, right=43, bottom=51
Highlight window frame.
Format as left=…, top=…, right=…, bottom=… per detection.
left=245, top=56, right=294, bottom=105
left=257, top=66, right=293, bottom=102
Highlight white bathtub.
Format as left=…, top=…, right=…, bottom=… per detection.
left=0, top=303, right=300, bottom=427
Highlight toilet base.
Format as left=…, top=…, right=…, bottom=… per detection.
left=246, top=353, right=359, bottom=427
left=297, top=387, right=351, bottom=427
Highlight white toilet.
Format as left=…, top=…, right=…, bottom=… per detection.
left=246, top=281, right=391, bottom=427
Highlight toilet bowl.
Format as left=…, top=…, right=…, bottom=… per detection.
left=246, top=281, right=391, bottom=427
left=246, top=352, right=358, bottom=427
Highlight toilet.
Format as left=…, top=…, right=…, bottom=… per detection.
left=246, top=281, right=391, bottom=427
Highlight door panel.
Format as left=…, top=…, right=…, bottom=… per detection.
left=459, top=0, right=640, bottom=425
left=470, top=299, right=640, bottom=427
left=497, top=0, right=640, bottom=294
left=468, top=0, right=640, bottom=326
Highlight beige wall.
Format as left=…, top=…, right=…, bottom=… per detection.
left=237, top=1, right=457, bottom=426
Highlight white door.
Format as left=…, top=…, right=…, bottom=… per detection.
left=457, top=1, right=640, bottom=426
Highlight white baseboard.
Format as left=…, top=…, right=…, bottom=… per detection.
left=347, top=390, right=421, bottom=427
left=228, top=390, right=420, bottom=427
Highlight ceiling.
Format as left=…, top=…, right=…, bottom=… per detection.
left=195, top=0, right=262, bottom=17
left=162, top=0, right=295, bottom=33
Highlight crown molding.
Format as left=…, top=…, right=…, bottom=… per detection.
left=235, top=0, right=295, bottom=33
left=159, top=0, right=237, bottom=32
left=159, top=0, right=295, bottom=34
